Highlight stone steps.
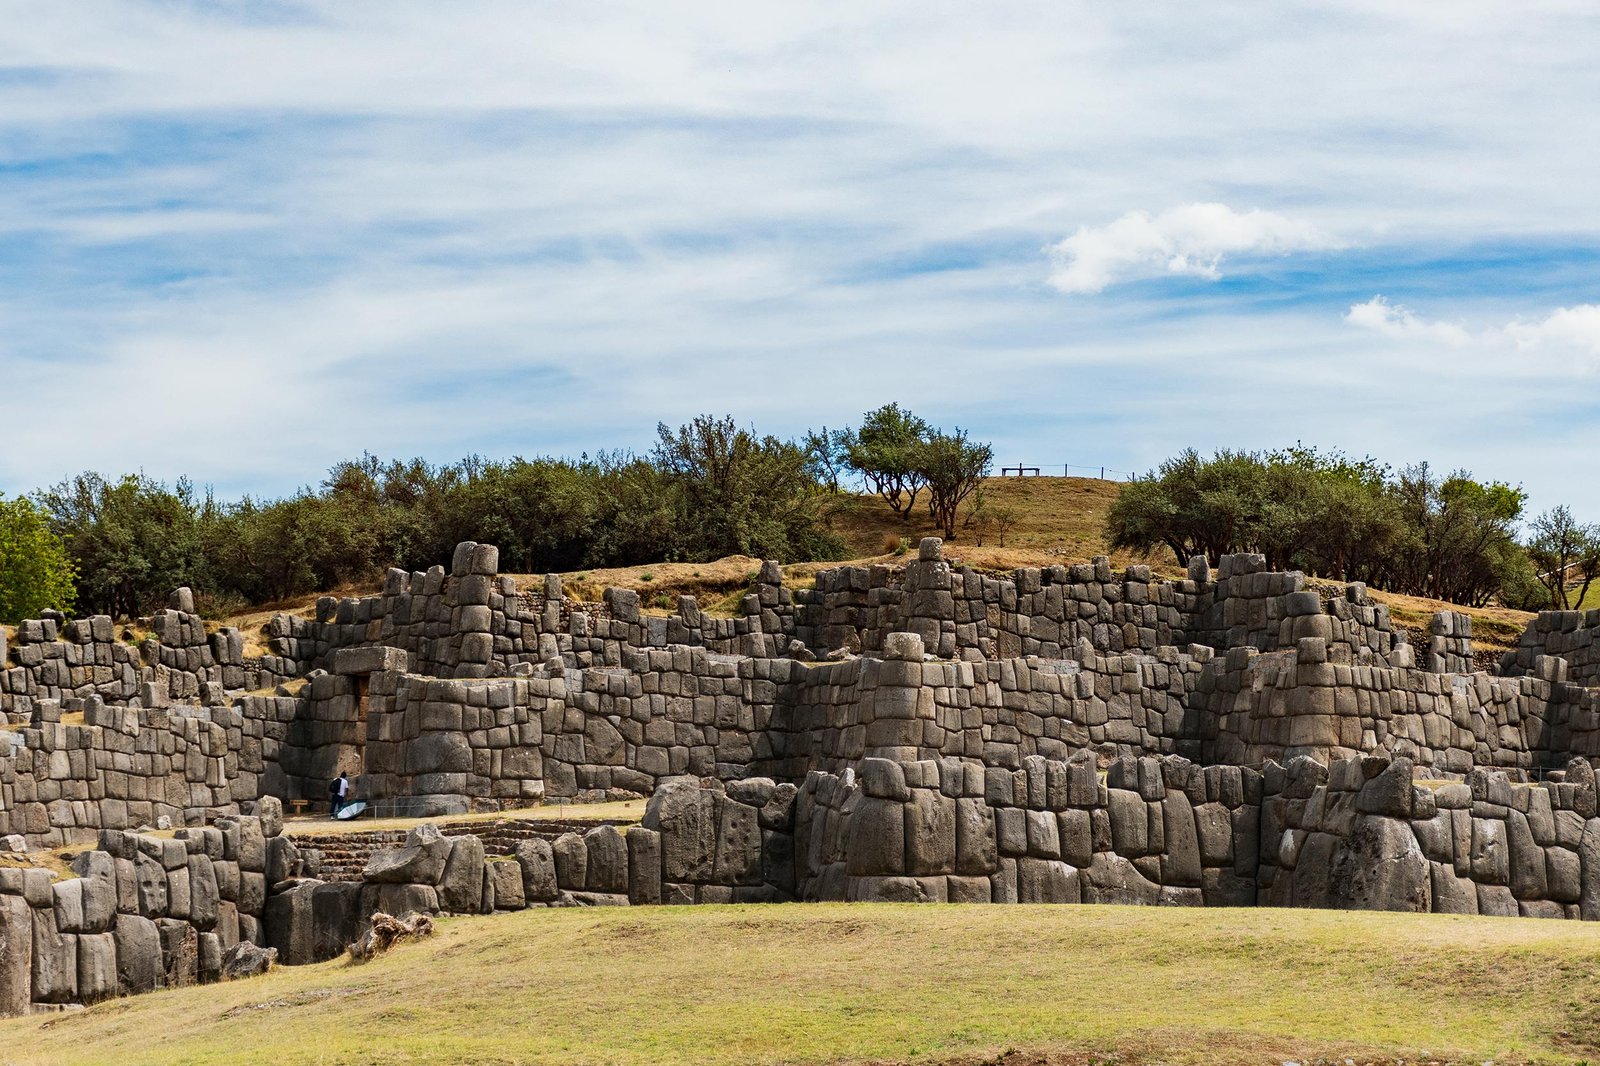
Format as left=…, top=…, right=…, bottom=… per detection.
left=290, top=817, right=638, bottom=881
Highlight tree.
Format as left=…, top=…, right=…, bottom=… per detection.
left=36, top=473, right=204, bottom=618
left=839, top=404, right=930, bottom=520
left=1527, top=506, right=1600, bottom=610
left=918, top=428, right=993, bottom=540
left=0, top=494, right=76, bottom=624
left=652, top=415, right=845, bottom=561
left=1391, top=465, right=1526, bottom=606
left=1107, top=446, right=1529, bottom=607
left=802, top=427, right=846, bottom=493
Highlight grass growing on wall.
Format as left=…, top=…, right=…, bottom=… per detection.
left=5, top=903, right=1600, bottom=1065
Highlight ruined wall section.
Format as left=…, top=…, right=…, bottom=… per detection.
left=769, top=633, right=1210, bottom=779
left=1258, top=754, right=1600, bottom=918
left=789, top=752, right=1257, bottom=906
left=0, top=804, right=284, bottom=1015
left=0, top=697, right=296, bottom=846
left=1, top=594, right=252, bottom=719
left=1196, top=637, right=1578, bottom=774
left=356, top=646, right=788, bottom=816
left=1504, top=610, right=1600, bottom=688
left=786, top=545, right=1398, bottom=671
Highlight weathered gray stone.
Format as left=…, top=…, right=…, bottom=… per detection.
left=954, top=798, right=997, bottom=875
left=846, top=797, right=906, bottom=876
left=904, top=790, right=956, bottom=876
left=1328, top=817, right=1430, bottom=912
left=0, top=894, right=32, bottom=1016
left=552, top=833, right=588, bottom=891
left=263, top=879, right=320, bottom=966
left=113, top=912, right=164, bottom=995
left=1016, top=858, right=1080, bottom=903
left=219, top=941, right=277, bottom=981
left=644, top=779, right=717, bottom=883
left=76, top=931, right=117, bottom=1002
left=1081, top=852, right=1159, bottom=905
left=626, top=827, right=662, bottom=905
left=438, top=835, right=487, bottom=913
left=515, top=838, right=559, bottom=902
left=585, top=825, right=630, bottom=894
left=362, top=825, right=450, bottom=885
left=31, top=908, right=77, bottom=1003
left=711, top=800, right=761, bottom=886
left=490, top=860, right=526, bottom=910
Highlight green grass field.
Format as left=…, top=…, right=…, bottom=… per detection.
left=6, top=904, right=1600, bottom=1066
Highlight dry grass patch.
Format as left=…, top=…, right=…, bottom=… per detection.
left=4, top=904, right=1600, bottom=1065
left=284, top=798, right=647, bottom=838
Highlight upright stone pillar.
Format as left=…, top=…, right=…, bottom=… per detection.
left=900, top=538, right=955, bottom=658
left=865, top=632, right=931, bottom=762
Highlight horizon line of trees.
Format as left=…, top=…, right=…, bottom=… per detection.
left=1106, top=445, right=1599, bottom=611
left=0, top=407, right=995, bottom=623
left=5, top=423, right=1594, bottom=624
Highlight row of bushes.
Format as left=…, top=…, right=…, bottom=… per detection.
left=3, top=409, right=995, bottom=622
left=1106, top=446, right=1598, bottom=610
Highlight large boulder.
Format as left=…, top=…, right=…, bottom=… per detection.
left=113, top=913, right=164, bottom=995
left=220, top=941, right=277, bottom=981
left=515, top=838, right=559, bottom=902
left=437, top=835, right=487, bottom=913
left=585, top=826, right=630, bottom=894
left=904, top=790, right=956, bottom=876
left=644, top=778, right=718, bottom=883
left=1328, top=816, right=1430, bottom=912
left=362, top=825, right=451, bottom=885
left=0, top=894, right=33, bottom=1016
left=1081, top=852, right=1159, bottom=905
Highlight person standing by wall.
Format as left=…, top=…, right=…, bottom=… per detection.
left=329, top=771, right=350, bottom=817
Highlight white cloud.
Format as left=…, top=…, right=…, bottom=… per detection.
left=0, top=2, right=1599, bottom=518
left=1046, top=204, right=1339, bottom=293
left=1506, top=304, right=1600, bottom=358
left=1347, top=296, right=1600, bottom=368
left=1344, top=296, right=1473, bottom=345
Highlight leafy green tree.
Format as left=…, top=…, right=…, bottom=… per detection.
left=36, top=473, right=204, bottom=618
left=917, top=427, right=993, bottom=539
left=1527, top=506, right=1600, bottom=610
left=0, top=494, right=76, bottom=623
left=1108, top=446, right=1529, bottom=607
left=652, top=415, right=844, bottom=562
left=839, top=404, right=930, bottom=520
left=1391, top=464, right=1526, bottom=606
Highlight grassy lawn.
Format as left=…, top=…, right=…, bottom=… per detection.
left=6, top=904, right=1600, bottom=1065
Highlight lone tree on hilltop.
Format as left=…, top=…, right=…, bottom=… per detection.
left=838, top=403, right=930, bottom=520
left=918, top=427, right=993, bottom=540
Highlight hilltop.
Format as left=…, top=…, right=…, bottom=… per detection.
left=212, top=475, right=1540, bottom=662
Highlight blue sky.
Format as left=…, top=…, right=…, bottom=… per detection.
left=1, top=1, right=1597, bottom=517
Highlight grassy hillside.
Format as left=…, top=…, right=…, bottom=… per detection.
left=5, top=904, right=1600, bottom=1065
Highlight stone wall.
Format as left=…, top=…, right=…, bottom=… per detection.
left=0, top=697, right=297, bottom=846
left=1, top=593, right=255, bottom=720
left=0, top=801, right=284, bottom=1015
left=1504, top=609, right=1600, bottom=687
left=1258, top=754, right=1600, bottom=918
left=790, top=753, right=1256, bottom=906
left=1196, top=636, right=1595, bottom=773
